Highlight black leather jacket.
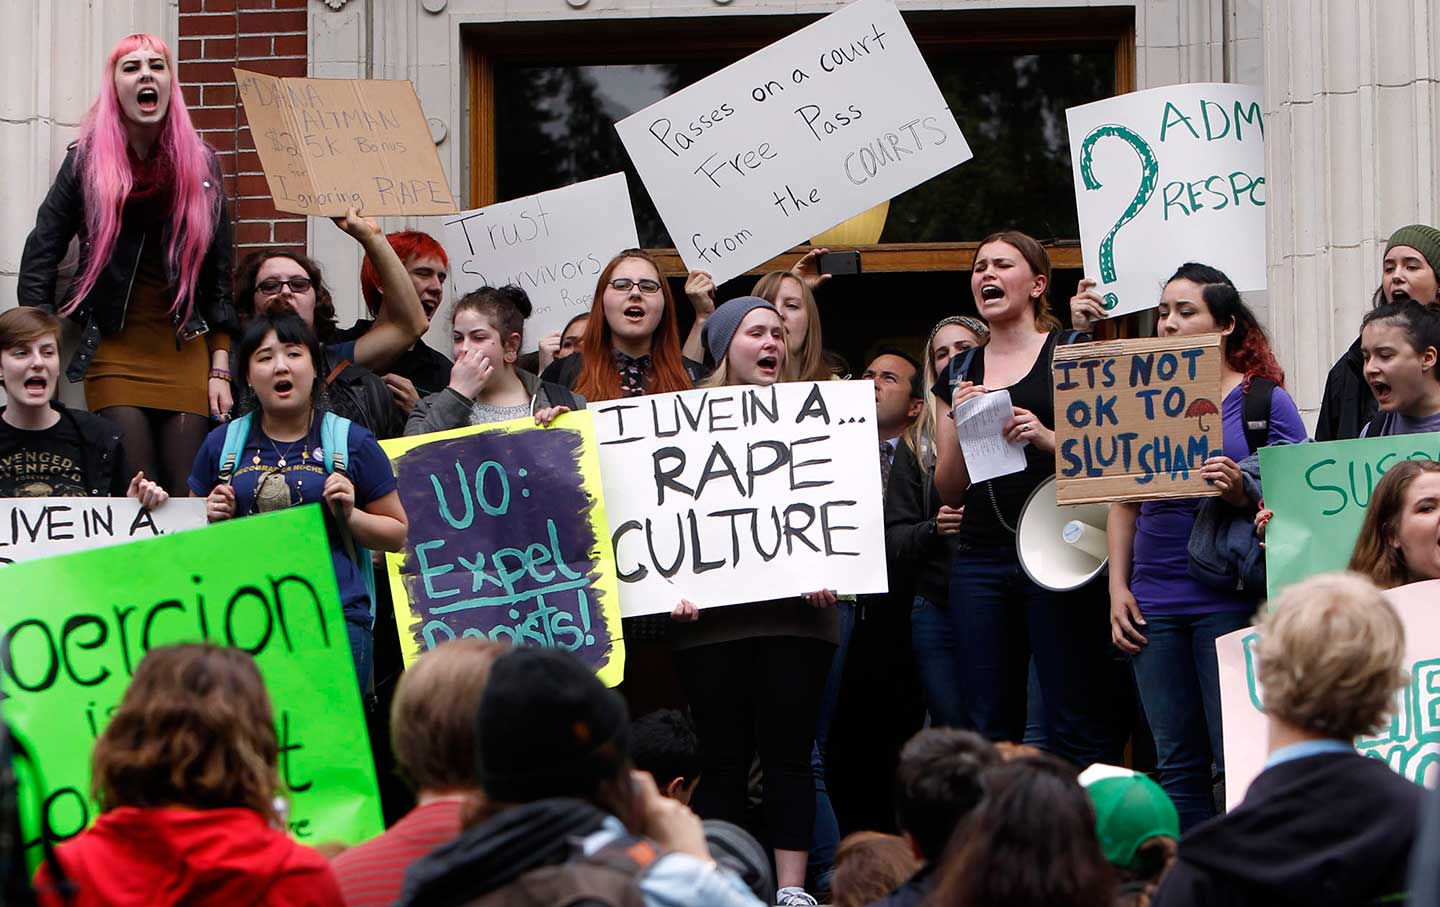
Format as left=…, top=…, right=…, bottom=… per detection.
left=18, top=143, right=237, bottom=381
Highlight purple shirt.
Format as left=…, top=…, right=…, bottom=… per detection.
left=1130, top=382, right=1307, bottom=615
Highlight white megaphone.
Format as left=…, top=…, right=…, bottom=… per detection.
left=1016, top=474, right=1110, bottom=591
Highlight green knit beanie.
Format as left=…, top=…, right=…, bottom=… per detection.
left=1385, top=224, right=1440, bottom=274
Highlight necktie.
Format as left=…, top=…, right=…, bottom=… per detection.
left=880, top=440, right=894, bottom=494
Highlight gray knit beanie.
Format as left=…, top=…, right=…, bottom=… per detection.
left=701, top=296, right=778, bottom=368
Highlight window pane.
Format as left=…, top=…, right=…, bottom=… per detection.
left=492, top=46, right=1112, bottom=247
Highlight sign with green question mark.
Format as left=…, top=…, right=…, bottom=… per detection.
left=1066, top=83, right=1267, bottom=320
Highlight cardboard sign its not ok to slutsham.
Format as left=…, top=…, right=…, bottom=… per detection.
left=236, top=69, right=458, bottom=217
left=1065, top=83, right=1266, bottom=319
left=614, top=0, right=971, bottom=285
left=1052, top=334, right=1224, bottom=504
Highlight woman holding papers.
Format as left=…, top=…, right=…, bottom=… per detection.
left=19, top=33, right=236, bottom=497
left=406, top=285, right=582, bottom=434
left=1100, top=264, right=1304, bottom=831
left=1349, top=460, right=1440, bottom=588
left=669, top=296, right=838, bottom=907
left=932, top=230, right=1111, bottom=767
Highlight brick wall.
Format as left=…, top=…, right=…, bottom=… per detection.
left=178, top=0, right=308, bottom=256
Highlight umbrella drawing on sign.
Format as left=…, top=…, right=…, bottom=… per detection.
left=1186, top=397, right=1219, bottom=432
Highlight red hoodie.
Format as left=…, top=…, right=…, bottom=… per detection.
left=33, top=806, right=343, bottom=907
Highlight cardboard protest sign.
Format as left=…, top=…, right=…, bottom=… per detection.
left=1066, top=83, right=1266, bottom=319
left=443, top=174, right=639, bottom=354
left=1052, top=334, right=1224, bottom=504
left=1217, top=579, right=1440, bottom=810
left=381, top=414, right=624, bottom=687
left=614, top=0, right=971, bottom=285
left=0, top=498, right=205, bottom=564
left=1259, top=431, right=1440, bottom=598
left=0, top=506, right=382, bottom=863
left=593, top=380, right=887, bottom=616
left=235, top=69, right=457, bottom=217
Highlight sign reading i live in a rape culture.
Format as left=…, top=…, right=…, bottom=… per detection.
left=1066, top=83, right=1266, bottom=319
left=614, top=0, right=972, bottom=286
left=381, top=413, right=625, bottom=687
left=0, top=497, right=205, bottom=564
left=592, top=381, right=888, bottom=617
left=1052, top=334, right=1224, bottom=504
left=0, top=506, right=383, bottom=866
left=235, top=69, right=458, bottom=217
left=442, top=173, right=641, bottom=354
left=1259, top=431, right=1440, bottom=599
left=1217, top=579, right=1440, bottom=811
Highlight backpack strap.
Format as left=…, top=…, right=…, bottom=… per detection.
left=1056, top=328, right=1090, bottom=346
left=217, top=412, right=255, bottom=483
left=320, top=411, right=377, bottom=627
left=540, top=380, right=580, bottom=412
left=1242, top=377, right=1277, bottom=456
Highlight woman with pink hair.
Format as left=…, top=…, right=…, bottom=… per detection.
left=19, top=33, right=235, bottom=496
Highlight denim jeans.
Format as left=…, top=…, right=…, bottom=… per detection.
left=347, top=620, right=374, bottom=693
left=809, top=601, right=855, bottom=890
left=1129, top=609, right=1253, bottom=831
left=910, top=595, right=967, bottom=728
left=948, top=544, right=1114, bottom=767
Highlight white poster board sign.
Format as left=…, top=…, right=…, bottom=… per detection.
left=592, top=381, right=888, bottom=616
left=1066, top=83, right=1266, bottom=319
left=1217, top=579, right=1440, bottom=811
left=615, top=0, right=971, bottom=285
left=0, top=498, right=207, bottom=565
left=442, top=174, right=639, bottom=353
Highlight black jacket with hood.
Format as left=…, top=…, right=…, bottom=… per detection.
left=1152, top=751, right=1423, bottom=907
left=18, top=144, right=237, bottom=382
left=883, top=439, right=959, bottom=605
left=1315, top=338, right=1376, bottom=442
left=398, top=799, right=610, bottom=907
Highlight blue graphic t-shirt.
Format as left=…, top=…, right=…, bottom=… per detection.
left=188, top=418, right=396, bottom=625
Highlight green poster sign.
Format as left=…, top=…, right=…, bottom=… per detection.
left=0, top=505, right=383, bottom=862
left=1260, top=432, right=1440, bottom=598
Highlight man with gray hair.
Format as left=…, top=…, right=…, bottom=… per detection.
left=1153, top=572, right=1425, bottom=907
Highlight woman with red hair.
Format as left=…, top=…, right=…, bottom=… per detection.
left=19, top=34, right=235, bottom=497
left=1093, top=263, right=1305, bottom=832
left=541, top=249, right=700, bottom=399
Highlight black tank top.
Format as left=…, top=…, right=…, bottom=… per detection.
left=933, top=331, right=1071, bottom=544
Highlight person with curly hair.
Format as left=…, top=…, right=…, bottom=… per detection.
left=31, top=644, right=342, bottom=907
left=1152, top=573, right=1424, bottom=907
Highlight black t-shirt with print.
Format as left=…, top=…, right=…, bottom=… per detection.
left=0, top=418, right=89, bottom=497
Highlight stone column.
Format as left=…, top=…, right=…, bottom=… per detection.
left=1264, top=0, right=1440, bottom=422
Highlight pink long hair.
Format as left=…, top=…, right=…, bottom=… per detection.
left=68, top=34, right=215, bottom=323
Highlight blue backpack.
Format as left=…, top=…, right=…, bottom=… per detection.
left=217, top=411, right=377, bottom=622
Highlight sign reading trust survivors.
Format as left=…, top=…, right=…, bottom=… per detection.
left=0, top=507, right=383, bottom=862
left=615, top=0, right=971, bottom=285
left=593, top=381, right=888, bottom=616
left=1052, top=334, right=1224, bottom=504
left=1066, top=83, right=1266, bottom=319
left=236, top=69, right=458, bottom=217
left=381, top=414, right=625, bottom=687
left=443, top=174, right=640, bottom=354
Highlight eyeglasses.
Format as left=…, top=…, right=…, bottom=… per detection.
left=257, top=277, right=313, bottom=295
left=609, top=278, right=662, bottom=295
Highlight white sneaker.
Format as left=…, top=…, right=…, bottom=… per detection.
left=776, top=887, right=819, bottom=906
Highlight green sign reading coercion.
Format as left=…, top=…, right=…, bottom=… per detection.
left=0, top=505, right=382, bottom=862
left=1260, top=431, right=1440, bottom=598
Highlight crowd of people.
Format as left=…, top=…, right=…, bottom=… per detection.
left=1, top=29, right=1437, bottom=907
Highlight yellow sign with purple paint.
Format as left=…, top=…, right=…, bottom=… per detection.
left=379, top=411, right=624, bottom=686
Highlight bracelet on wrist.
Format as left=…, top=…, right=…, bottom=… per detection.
left=209, top=369, right=230, bottom=381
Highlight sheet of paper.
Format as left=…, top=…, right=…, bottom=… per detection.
left=954, top=389, right=1027, bottom=484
